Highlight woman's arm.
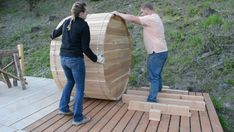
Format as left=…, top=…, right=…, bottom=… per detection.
left=81, top=24, right=97, bottom=62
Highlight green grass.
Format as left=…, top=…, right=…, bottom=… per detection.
left=203, top=14, right=223, bottom=27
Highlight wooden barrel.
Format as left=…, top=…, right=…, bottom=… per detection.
left=50, top=13, right=131, bottom=100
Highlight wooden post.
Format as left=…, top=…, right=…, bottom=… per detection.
left=17, top=44, right=25, bottom=75
left=13, top=53, right=26, bottom=90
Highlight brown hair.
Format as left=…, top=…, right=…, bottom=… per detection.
left=67, top=1, right=87, bottom=30
left=71, top=1, right=86, bottom=19
left=141, top=3, right=154, bottom=11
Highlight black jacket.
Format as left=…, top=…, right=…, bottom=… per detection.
left=51, top=17, right=97, bottom=62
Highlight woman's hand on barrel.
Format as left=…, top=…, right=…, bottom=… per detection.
left=97, top=54, right=105, bottom=64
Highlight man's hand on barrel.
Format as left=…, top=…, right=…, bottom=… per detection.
left=97, top=53, right=105, bottom=64
left=112, top=11, right=120, bottom=16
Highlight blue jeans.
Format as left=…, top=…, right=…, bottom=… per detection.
left=147, top=51, right=168, bottom=102
left=59, top=56, right=85, bottom=122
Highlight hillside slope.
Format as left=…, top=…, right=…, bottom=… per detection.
left=0, top=0, right=233, bottom=131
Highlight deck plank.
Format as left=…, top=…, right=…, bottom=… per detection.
left=41, top=99, right=93, bottom=132
left=180, top=116, right=190, bottom=132
left=100, top=104, right=128, bottom=132
left=156, top=114, right=170, bottom=132
left=23, top=108, right=57, bottom=131
left=54, top=99, right=101, bottom=132
left=123, top=111, right=144, bottom=132
left=0, top=92, right=60, bottom=126
left=23, top=99, right=75, bottom=132
left=197, top=92, right=212, bottom=132
left=190, top=92, right=201, bottom=132
left=112, top=110, right=135, bottom=132
left=0, top=77, right=55, bottom=108
left=168, top=115, right=180, bottom=132
left=66, top=100, right=109, bottom=132
left=203, top=93, right=223, bottom=132
left=89, top=101, right=124, bottom=132
left=78, top=101, right=117, bottom=131
left=10, top=101, right=59, bottom=130
left=135, top=112, right=150, bottom=132
left=0, top=84, right=58, bottom=116
left=146, top=120, right=159, bottom=132
left=19, top=87, right=223, bottom=132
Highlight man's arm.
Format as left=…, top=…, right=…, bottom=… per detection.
left=114, top=11, right=141, bottom=25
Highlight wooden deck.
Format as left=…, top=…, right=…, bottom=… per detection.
left=0, top=77, right=223, bottom=132
left=0, top=77, right=61, bottom=132
left=23, top=93, right=223, bottom=132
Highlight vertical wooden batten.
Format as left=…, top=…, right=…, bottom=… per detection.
left=17, top=44, right=25, bottom=75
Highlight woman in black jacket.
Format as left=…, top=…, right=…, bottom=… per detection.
left=50, top=1, right=104, bottom=126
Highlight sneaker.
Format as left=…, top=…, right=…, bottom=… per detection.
left=58, top=110, right=73, bottom=116
left=72, top=116, right=91, bottom=126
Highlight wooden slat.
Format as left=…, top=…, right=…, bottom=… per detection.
left=141, top=87, right=188, bottom=94
left=180, top=116, right=190, bottom=132
left=203, top=93, right=224, bottom=132
left=54, top=100, right=102, bottom=132
left=122, top=94, right=205, bottom=111
left=66, top=101, right=109, bottom=132
left=123, top=111, right=144, bottom=132
left=1, top=93, right=60, bottom=126
left=23, top=110, right=58, bottom=131
left=128, top=101, right=191, bottom=117
left=149, top=109, right=161, bottom=121
left=41, top=99, right=94, bottom=132
left=190, top=92, right=201, bottom=132
left=127, top=89, right=204, bottom=101
left=32, top=112, right=64, bottom=131
left=0, top=86, right=56, bottom=113
left=89, top=101, right=124, bottom=132
left=196, top=92, right=213, bottom=132
left=10, top=101, right=58, bottom=130
left=50, top=13, right=131, bottom=101
left=168, top=115, right=180, bottom=132
left=135, top=112, right=150, bottom=132
left=78, top=101, right=117, bottom=131
left=146, top=120, right=159, bottom=132
left=100, top=104, right=128, bottom=132
left=157, top=114, right=170, bottom=132
left=112, top=110, right=135, bottom=132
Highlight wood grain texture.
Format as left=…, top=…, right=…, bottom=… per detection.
left=50, top=13, right=131, bottom=100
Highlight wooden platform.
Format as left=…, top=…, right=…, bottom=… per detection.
left=0, top=77, right=223, bottom=132
left=23, top=92, right=223, bottom=132
left=0, top=77, right=61, bottom=132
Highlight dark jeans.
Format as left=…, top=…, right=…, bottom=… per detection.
left=59, top=56, right=85, bottom=122
left=147, top=51, right=168, bottom=102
